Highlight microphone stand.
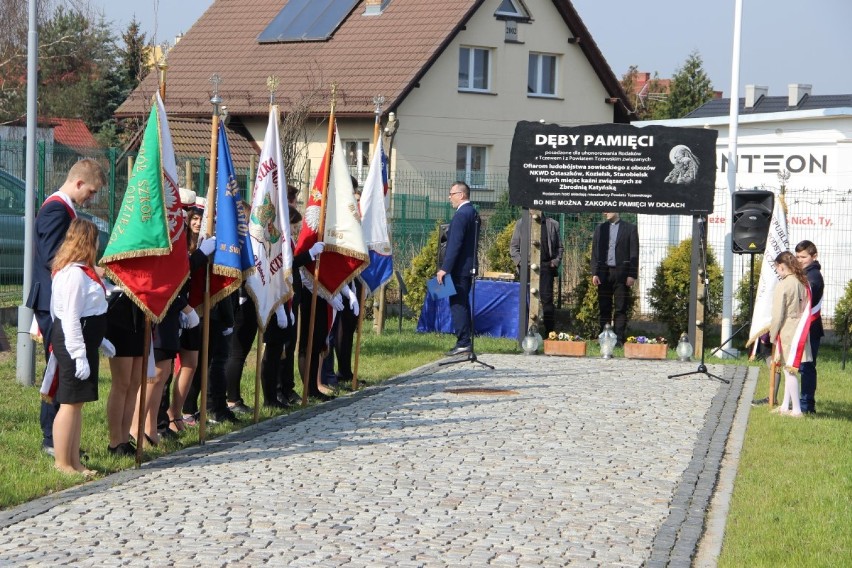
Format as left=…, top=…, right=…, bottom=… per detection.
left=441, top=213, right=494, bottom=370
left=669, top=216, right=728, bottom=383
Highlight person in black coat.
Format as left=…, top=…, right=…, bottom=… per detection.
left=26, top=158, right=106, bottom=456
left=510, top=214, right=564, bottom=335
left=795, top=240, right=824, bottom=414
left=261, top=185, right=313, bottom=407
left=437, top=181, right=478, bottom=356
left=590, top=212, right=639, bottom=345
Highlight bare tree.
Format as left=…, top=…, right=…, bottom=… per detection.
left=279, top=65, right=327, bottom=184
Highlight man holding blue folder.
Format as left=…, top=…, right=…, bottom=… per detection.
left=436, top=181, right=478, bottom=356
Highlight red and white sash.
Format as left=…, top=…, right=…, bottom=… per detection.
left=776, top=284, right=812, bottom=371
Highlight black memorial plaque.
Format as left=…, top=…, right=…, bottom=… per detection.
left=508, top=121, right=717, bottom=215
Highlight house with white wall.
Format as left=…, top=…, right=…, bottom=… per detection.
left=116, top=0, right=632, bottom=203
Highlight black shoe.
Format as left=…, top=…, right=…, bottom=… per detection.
left=228, top=400, right=254, bottom=414
left=285, top=391, right=301, bottom=405
left=263, top=400, right=288, bottom=410
left=445, top=345, right=472, bottom=357
left=158, top=428, right=179, bottom=440
left=210, top=408, right=239, bottom=424
left=107, top=442, right=136, bottom=457
left=751, top=397, right=769, bottom=406
left=309, top=391, right=334, bottom=402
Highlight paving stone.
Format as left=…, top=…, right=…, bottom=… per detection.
left=0, top=356, right=745, bottom=567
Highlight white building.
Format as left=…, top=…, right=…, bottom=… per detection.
left=634, top=84, right=852, bottom=323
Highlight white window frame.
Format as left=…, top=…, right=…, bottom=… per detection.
left=343, top=139, right=370, bottom=184
left=495, top=0, right=527, bottom=18
left=528, top=52, right=558, bottom=97
left=457, top=144, right=488, bottom=188
left=458, top=46, right=492, bottom=92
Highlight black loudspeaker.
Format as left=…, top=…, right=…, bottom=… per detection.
left=437, top=223, right=449, bottom=267
left=732, top=190, right=774, bottom=254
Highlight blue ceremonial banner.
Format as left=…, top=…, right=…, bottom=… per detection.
left=214, top=121, right=254, bottom=285
left=358, top=137, right=393, bottom=293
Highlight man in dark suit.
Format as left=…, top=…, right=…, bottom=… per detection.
left=510, top=213, right=564, bottom=335
left=436, top=181, right=478, bottom=356
left=590, top=212, right=639, bottom=345
left=26, top=158, right=106, bottom=455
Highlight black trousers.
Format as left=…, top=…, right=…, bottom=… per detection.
left=184, top=320, right=231, bottom=414
left=262, top=311, right=298, bottom=405
left=597, top=267, right=630, bottom=343
left=35, top=309, right=59, bottom=447
left=224, top=300, right=258, bottom=403
left=335, top=296, right=358, bottom=381
left=539, top=266, right=556, bottom=335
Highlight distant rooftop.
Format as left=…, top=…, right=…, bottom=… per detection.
left=686, top=84, right=852, bottom=119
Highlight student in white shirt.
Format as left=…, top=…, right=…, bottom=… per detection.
left=50, top=219, right=114, bottom=476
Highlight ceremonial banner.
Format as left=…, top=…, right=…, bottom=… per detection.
left=245, top=106, right=294, bottom=329
left=358, top=136, right=393, bottom=293
left=294, top=125, right=369, bottom=298
left=189, top=122, right=255, bottom=307
left=101, top=93, right=188, bottom=322
left=747, top=194, right=789, bottom=348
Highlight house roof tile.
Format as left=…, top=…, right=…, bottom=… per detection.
left=51, top=118, right=99, bottom=151
left=117, top=0, right=630, bottom=120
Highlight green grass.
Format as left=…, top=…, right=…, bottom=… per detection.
left=0, top=321, right=518, bottom=509
left=718, top=345, right=852, bottom=567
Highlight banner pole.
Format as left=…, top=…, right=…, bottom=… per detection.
left=134, top=320, right=151, bottom=467
left=303, top=84, right=337, bottom=406
left=200, top=75, right=223, bottom=443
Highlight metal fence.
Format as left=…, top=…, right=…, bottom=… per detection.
left=3, top=140, right=850, bottom=327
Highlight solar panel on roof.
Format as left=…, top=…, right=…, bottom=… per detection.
left=257, top=0, right=360, bottom=43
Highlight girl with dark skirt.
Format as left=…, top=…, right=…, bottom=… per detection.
left=50, top=219, right=113, bottom=476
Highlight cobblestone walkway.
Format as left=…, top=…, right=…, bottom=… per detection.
left=0, top=355, right=748, bottom=567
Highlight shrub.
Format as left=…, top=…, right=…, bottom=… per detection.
left=734, top=257, right=762, bottom=330
left=488, top=190, right=520, bottom=236
left=833, top=278, right=852, bottom=338
left=483, top=219, right=517, bottom=275
left=648, top=238, right=723, bottom=342
left=402, top=221, right=443, bottom=319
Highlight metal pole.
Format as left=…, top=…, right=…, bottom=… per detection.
left=16, top=0, right=39, bottom=385
left=719, top=0, right=744, bottom=358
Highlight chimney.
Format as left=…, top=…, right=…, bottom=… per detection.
left=788, top=83, right=812, bottom=107
left=744, top=85, right=768, bottom=108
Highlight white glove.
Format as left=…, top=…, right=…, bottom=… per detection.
left=275, top=306, right=289, bottom=329
left=346, top=286, right=359, bottom=316
left=100, top=338, right=116, bottom=358
left=74, top=357, right=91, bottom=380
left=309, top=241, right=325, bottom=260
left=181, top=309, right=200, bottom=329
left=330, top=294, right=344, bottom=312
left=222, top=327, right=234, bottom=336
left=199, top=236, right=217, bottom=256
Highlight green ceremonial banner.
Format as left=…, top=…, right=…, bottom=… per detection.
left=100, top=94, right=189, bottom=322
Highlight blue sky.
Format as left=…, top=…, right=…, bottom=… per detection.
left=90, top=0, right=850, bottom=98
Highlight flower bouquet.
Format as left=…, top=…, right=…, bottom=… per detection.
left=624, top=336, right=668, bottom=359
left=543, top=331, right=587, bottom=357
